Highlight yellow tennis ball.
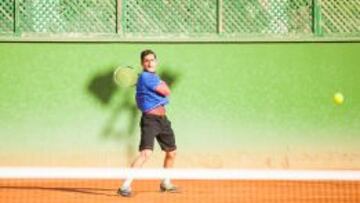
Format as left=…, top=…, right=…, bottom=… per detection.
left=334, top=92, right=344, bottom=105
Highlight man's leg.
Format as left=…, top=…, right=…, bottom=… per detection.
left=158, top=116, right=177, bottom=192
left=119, top=149, right=153, bottom=196
left=163, top=150, right=176, bottom=168
left=132, top=149, right=153, bottom=167
left=161, top=150, right=178, bottom=191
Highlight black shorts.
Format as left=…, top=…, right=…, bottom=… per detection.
left=139, top=114, right=176, bottom=152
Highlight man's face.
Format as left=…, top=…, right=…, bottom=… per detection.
left=141, top=54, right=157, bottom=72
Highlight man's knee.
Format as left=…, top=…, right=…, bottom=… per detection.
left=166, top=150, right=176, bottom=159
left=140, top=149, right=153, bottom=160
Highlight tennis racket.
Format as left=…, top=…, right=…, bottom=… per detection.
left=113, top=66, right=138, bottom=87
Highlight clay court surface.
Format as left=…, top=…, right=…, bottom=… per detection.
left=0, top=179, right=359, bottom=203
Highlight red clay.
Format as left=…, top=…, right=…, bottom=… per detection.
left=0, top=179, right=359, bottom=203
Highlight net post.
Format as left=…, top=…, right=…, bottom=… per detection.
left=13, top=0, right=20, bottom=35
left=116, top=0, right=122, bottom=34
left=313, top=0, right=323, bottom=36
left=217, top=0, right=223, bottom=34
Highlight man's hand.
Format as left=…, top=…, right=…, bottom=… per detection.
left=155, top=81, right=171, bottom=96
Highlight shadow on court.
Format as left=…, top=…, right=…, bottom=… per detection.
left=0, top=185, right=177, bottom=199
left=0, top=185, right=117, bottom=197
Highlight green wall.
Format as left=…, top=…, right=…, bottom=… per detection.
left=0, top=43, right=359, bottom=169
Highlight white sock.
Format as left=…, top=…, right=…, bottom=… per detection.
left=162, top=178, right=171, bottom=186
left=121, top=178, right=133, bottom=190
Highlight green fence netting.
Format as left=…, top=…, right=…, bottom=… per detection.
left=222, top=0, right=313, bottom=35
left=123, top=0, right=217, bottom=34
left=18, top=0, right=116, bottom=33
left=0, top=0, right=14, bottom=33
left=321, top=0, right=360, bottom=35
left=0, top=0, right=359, bottom=40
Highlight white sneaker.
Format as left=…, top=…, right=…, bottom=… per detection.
left=160, top=183, right=178, bottom=192
left=117, top=187, right=132, bottom=197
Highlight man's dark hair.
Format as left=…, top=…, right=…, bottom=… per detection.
left=141, top=49, right=157, bottom=62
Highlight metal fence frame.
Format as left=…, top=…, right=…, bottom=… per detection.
left=0, top=0, right=359, bottom=42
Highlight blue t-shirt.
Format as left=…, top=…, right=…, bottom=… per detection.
left=136, top=71, right=169, bottom=112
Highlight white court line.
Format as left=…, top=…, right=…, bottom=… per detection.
left=0, top=168, right=359, bottom=180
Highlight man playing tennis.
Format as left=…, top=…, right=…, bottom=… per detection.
left=118, top=49, right=177, bottom=197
